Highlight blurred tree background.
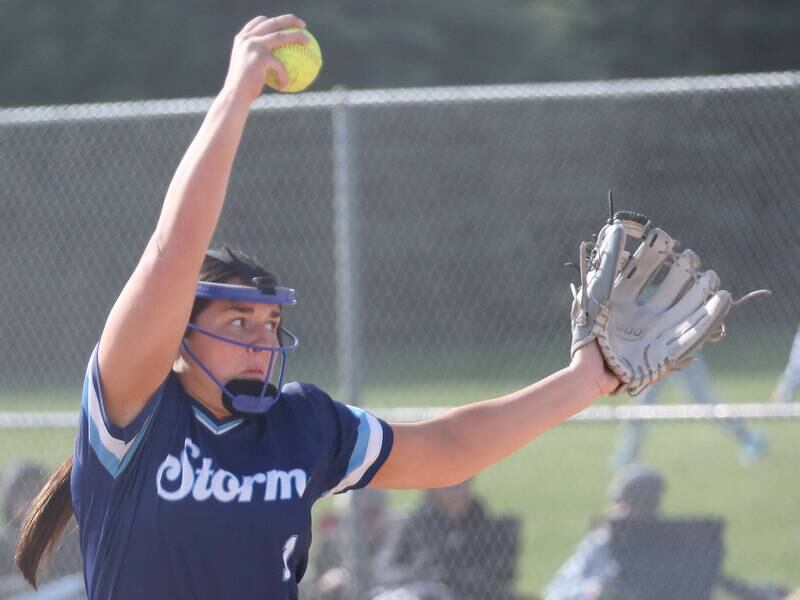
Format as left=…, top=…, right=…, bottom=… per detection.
left=0, top=0, right=798, bottom=106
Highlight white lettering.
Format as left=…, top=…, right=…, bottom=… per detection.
left=282, top=535, right=298, bottom=581
left=211, top=469, right=240, bottom=503
left=191, top=458, right=215, bottom=501
left=289, top=469, right=307, bottom=498
left=265, top=469, right=307, bottom=501
left=156, top=437, right=306, bottom=504
left=156, top=438, right=200, bottom=501
left=237, top=473, right=266, bottom=502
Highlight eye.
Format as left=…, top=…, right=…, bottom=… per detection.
left=230, top=318, right=245, bottom=328
left=266, top=322, right=276, bottom=333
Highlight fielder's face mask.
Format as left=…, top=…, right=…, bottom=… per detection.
left=180, top=247, right=299, bottom=418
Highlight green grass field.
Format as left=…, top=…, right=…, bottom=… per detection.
left=1, top=370, right=797, bottom=595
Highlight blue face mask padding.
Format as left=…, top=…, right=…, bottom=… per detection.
left=183, top=281, right=299, bottom=417
left=195, top=281, right=296, bottom=306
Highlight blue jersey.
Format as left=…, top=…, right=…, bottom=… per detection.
left=72, top=346, right=394, bottom=599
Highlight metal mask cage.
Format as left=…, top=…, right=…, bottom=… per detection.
left=182, top=280, right=300, bottom=417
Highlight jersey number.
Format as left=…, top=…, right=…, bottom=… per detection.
left=282, top=535, right=298, bottom=582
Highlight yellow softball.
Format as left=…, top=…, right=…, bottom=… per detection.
left=265, top=28, right=323, bottom=93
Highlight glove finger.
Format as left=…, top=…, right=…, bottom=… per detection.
left=662, top=290, right=733, bottom=361
left=588, top=223, right=626, bottom=305
left=643, top=249, right=701, bottom=314
left=612, top=228, right=677, bottom=305
left=614, top=213, right=649, bottom=238
left=649, top=269, right=720, bottom=336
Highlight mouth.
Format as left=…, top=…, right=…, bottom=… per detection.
left=241, top=369, right=266, bottom=378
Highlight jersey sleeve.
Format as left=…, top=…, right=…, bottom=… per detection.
left=74, top=344, right=165, bottom=479
left=297, top=384, right=393, bottom=495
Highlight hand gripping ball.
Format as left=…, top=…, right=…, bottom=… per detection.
left=265, top=28, right=323, bottom=93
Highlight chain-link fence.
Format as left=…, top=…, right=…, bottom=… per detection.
left=1, top=72, right=799, bottom=598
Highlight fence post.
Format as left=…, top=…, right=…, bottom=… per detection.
left=332, top=87, right=368, bottom=599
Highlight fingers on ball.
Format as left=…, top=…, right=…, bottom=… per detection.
left=250, top=14, right=306, bottom=38
left=240, top=16, right=270, bottom=35
left=255, top=29, right=311, bottom=51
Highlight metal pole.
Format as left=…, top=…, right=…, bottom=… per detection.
left=332, top=87, right=368, bottom=600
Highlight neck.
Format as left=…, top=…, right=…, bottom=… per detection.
left=174, top=360, right=231, bottom=419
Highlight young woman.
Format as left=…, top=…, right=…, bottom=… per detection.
left=16, top=14, right=619, bottom=599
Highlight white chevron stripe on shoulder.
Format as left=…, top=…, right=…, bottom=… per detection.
left=328, top=408, right=383, bottom=494
left=85, top=350, right=134, bottom=463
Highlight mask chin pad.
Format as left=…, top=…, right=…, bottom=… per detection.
left=222, top=379, right=279, bottom=416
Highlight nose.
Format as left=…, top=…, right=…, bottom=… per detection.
left=248, top=328, right=279, bottom=351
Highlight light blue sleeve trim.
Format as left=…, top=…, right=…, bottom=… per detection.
left=83, top=391, right=156, bottom=479
left=344, top=406, right=371, bottom=478
left=81, top=345, right=163, bottom=479
left=327, top=406, right=385, bottom=495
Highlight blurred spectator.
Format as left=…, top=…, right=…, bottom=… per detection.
left=0, top=462, right=83, bottom=598
left=771, top=325, right=800, bottom=404
left=308, top=488, right=403, bottom=600
left=543, top=465, right=788, bottom=600
left=544, top=464, right=665, bottom=600
left=375, top=478, right=522, bottom=600
left=610, top=356, right=766, bottom=468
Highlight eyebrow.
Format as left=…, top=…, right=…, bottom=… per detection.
left=222, top=304, right=281, bottom=318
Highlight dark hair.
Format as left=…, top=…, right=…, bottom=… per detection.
left=189, top=245, right=278, bottom=326
left=16, top=245, right=275, bottom=588
left=15, top=458, right=74, bottom=588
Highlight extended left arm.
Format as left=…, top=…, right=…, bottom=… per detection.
left=371, top=342, right=617, bottom=489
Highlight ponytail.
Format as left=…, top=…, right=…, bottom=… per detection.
left=15, top=456, right=75, bottom=589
